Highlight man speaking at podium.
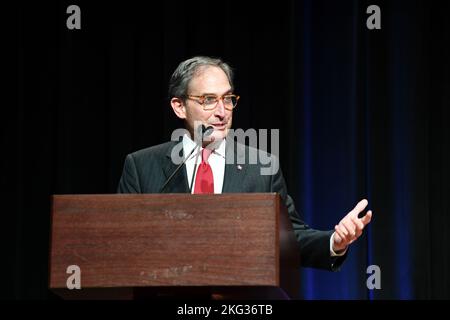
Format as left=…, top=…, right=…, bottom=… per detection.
left=117, top=56, right=372, bottom=271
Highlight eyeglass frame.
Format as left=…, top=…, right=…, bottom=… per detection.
left=184, top=93, right=240, bottom=111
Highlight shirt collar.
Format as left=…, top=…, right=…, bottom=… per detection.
left=182, top=133, right=226, bottom=159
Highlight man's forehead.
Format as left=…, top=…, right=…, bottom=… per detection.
left=189, top=66, right=232, bottom=94
left=192, top=66, right=228, bottom=81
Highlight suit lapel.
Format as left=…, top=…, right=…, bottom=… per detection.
left=162, top=141, right=190, bottom=193
left=222, top=140, right=248, bottom=193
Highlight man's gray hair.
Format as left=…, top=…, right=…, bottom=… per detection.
left=168, top=56, right=234, bottom=99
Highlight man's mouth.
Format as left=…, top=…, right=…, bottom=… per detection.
left=211, top=123, right=227, bottom=130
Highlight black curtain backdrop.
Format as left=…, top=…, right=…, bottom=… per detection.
left=8, top=0, right=449, bottom=299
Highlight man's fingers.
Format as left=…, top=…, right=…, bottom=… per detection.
left=342, top=219, right=356, bottom=238
left=334, top=226, right=346, bottom=241
left=335, top=223, right=348, bottom=237
left=351, top=199, right=368, bottom=217
left=360, top=210, right=372, bottom=226
left=351, top=216, right=364, bottom=237
left=334, top=201, right=372, bottom=250
left=333, top=230, right=343, bottom=244
left=336, top=223, right=353, bottom=245
left=351, top=215, right=364, bottom=231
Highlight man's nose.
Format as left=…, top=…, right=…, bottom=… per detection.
left=214, top=99, right=226, bottom=118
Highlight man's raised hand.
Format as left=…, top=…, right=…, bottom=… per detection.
left=332, top=199, right=373, bottom=253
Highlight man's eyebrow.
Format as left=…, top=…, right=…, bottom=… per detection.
left=201, top=89, right=233, bottom=96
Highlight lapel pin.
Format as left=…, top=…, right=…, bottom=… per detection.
left=237, top=165, right=242, bottom=170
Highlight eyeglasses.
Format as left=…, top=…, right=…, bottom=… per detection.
left=186, top=94, right=240, bottom=111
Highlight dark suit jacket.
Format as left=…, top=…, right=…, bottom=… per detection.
left=118, top=140, right=346, bottom=271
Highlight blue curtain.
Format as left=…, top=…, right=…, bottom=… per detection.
left=295, top=0, right=449, bottom=299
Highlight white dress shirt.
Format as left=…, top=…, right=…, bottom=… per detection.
left=182, top=134, right=226, bottom=194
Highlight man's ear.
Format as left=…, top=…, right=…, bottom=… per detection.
left=170, top=97, right=186, bottom=119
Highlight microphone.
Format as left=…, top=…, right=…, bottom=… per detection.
left=159, top=125, right=213, bottom=193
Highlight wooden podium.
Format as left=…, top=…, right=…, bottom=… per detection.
left=49, top=193, right=301, bottom=299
